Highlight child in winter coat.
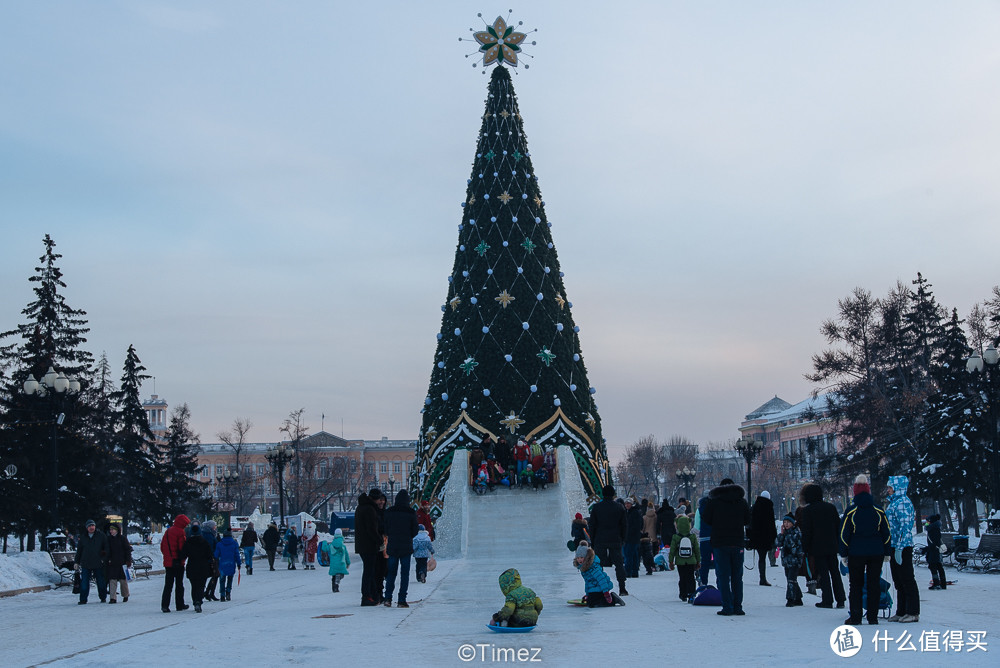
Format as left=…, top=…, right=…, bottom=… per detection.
left=323, top=528, right=350, bottom=593
left=283, top=526, right=299, bottom=570
left=653, top=545, right=671, bottom=572
left=776, top=513, right=804, bottom=606
left=519, top=464, right=535, bottom=488
left=925, top=514, right=947, bottom=590
left=491, top=568, right=543, bottom=627
left=573, top=541, right=622, bottom=607
left=213, top=530, right=242, bottom=601
left=412, top=524, right=435, bottom=583
left=669, top=515, right=701, bottom=601
left=639, top=532, right=656, bottom=575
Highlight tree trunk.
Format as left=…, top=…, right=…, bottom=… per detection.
left=940, top=499, right=955, bottom=532
left=26, top=529, right=35, bottom=551
left=966, top=495, right=981, bottom=537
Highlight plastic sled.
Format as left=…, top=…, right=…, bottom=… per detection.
left=567, top=599, right=586, bottom=606
left=487, top=624, right=536, bottom=633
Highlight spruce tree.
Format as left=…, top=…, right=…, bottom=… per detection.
left=415, top=63, right=608, bottom=502
left=0, top=235, right=100, bottom=545
left=917, top=310, right=987, bottom=507
left=161, top=403, right=209, bottom=518
left=109, top=345, right=162, bottom=532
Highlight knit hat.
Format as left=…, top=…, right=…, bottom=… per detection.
left=575, top=513, right=583, bottom=520
left=760, top=491, right=770, bottom=499
left=85, top=519, right=96, bottom=527
left=334, top=528, right=343, bottom=537
left=853, top=474, right=870, bottom=496
left=782, top=513, right=796, bottom=524
left=575, top=542, right=590, bottom=560
left=418, top=524, right=425, bottom=531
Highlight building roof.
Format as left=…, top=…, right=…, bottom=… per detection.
left=752, top=393, right=836, bottom=427
left=745, top=396, right=793, bottom=420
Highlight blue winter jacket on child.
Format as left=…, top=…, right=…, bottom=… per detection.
left=214, top=536, right=242, bottom=576
left=576, top=551, right=613, bottom=594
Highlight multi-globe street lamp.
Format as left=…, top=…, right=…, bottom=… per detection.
left=216, top=468, right=240, bottom=506
left=734, top=435, right=765, bottom=502
left=22, top=366, right=80, bottom=536
left=676, top=466, right=697, bottom=503
left=265, top=443, right=295, bottom=528
left=388, top=474, right=396, bottom=499
left=967, top=344, right=1000, bottom=513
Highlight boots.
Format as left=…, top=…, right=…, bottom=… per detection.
left=807, top=580, right=818, bottom=596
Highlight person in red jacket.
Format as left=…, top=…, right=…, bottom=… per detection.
left=514, top=440, right=530, bottom=486
left=416, top=500, right=435, bottom=542
left=160, top=514, right=190, bottom=613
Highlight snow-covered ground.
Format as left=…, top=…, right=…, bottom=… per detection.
left=1, top=491, right=997, bottom=666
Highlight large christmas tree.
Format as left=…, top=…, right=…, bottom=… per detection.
left=414, top=23, right=609, bottom=504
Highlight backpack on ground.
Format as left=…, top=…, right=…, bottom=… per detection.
left=678, top=535, right=693, bottom=559
left=690, top=584, right=722, bottom=606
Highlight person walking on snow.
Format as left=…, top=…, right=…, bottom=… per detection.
left=885, top=475, right=920, bottom=622
left=75, top=519, right=109, bottom=605
left=749, top=491, right=777, bottom=586
left=412, top=524, right=435, bottom=584
left=702, top=478, right=751, bottom=616
left=588, top=484, right=629, bottom=596
left=776, top=513, right=805, bottom=607
left=262, top=522, right=281, bottom=571
left=214, top=528, right=242, bottom=601
left=181, top=522, right=213, bottom=613
left=383, top=489, right=419, bottom=608
left=324, top=528, right=351, bottom=592
left=925, top=514, right=947, bottom=590
left=105, top=522, right=132, bottom=604
left=240, top=521, right=258, bottom=575
left=283, top=525, right=299, bottom=569
left=798, top=483, right=846, bottom=609
left=160, top=514, right=189, bottom=612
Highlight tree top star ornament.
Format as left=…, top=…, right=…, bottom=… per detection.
left=462, top=11, right=537, bottom=71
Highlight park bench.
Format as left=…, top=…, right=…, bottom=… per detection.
left=50, top=551, right=77, bottom=587
left=939, top=533, right=957, bottom=566
left=955, top=534, right=1000, bottom=572
left=132, top=555, right=153, bottom=579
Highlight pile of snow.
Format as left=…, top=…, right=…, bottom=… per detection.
left=0, top=551, right=62, bottom=592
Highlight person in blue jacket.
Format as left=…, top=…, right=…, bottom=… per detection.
left=885, top=475, right=919, bottom=622
left=214, top=529, right=242, bottom=601
left=839, top=475, right=892, bottom=626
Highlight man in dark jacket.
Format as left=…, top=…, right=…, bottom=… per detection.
left=749, top=491, right=777, bottom=586
left=623, top=497, right=643, bottom=578
left=382, top=489, right=419, bottom=608
left=354, top=488, right=383, bottom=606
left=74, top=519, right=109, bottom=604
left=839, top=475, right=892, bottom=626
left=702, top=479, right=751, bottom=616
left=799, top=483, right=846, bottom=608
left=588, top=484, right=628, bottom=596
left=180, top=522, right=214, bottom=612
left=159, top=514, right=190, bottom=612
left=262, top=522, right=281, bottom=571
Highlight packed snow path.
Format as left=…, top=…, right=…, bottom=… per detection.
left=3, top=481, right=998, bottom=666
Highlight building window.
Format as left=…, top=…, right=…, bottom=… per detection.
left=393, top=461, right=401, bottom=474
left=367, top=462, right=375, bottom=474
left=257, top=464, right=266, bottom=477
left=380, top=462, right=388, bottom=473
left=215, top=465, right=223, bottom=477
left=352, top=460, right=358, bottom=472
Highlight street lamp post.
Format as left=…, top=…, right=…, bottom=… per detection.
left=967, top=345, right=1000, bottom=513
left=23, top=366, right=80, bottom=537
left=676, top=466, right=697, bottom=502
left=388, top=474, right=396, bottom=499
left=265, top=443, right=295, bottom=528
left=216, top=469, right=240, bottom=506
left=734, top=436, right=765, bottom=502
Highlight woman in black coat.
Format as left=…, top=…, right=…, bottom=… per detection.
left=262, top=523, right=281, bottom=571
left=181, top=523, right=214, bottom=612
left=925, top=514, right=947, bottom=590
left=656, top=500, right=677, bottom=551
left=105, top=523, right=133, bottom=603
left=750, top=491, right=777, bottom=586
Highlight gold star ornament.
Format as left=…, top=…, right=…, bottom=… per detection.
left=449, top=296, right=462, bottom=311
left=500, top=411, right=526, bottom=434
left=498, top=191, right=513, bottom=205
left=554, top=294, right=566, bottom=310
left=495, top=290, right=515, bottom=308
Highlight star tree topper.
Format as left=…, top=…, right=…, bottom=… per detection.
left=463, top=12, right=538, bottom=70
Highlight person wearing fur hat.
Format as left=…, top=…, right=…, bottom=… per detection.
left=573, top=541, right=623, bottom=607
left=262, top=521, right=281, bottom=571
left=885, top=476, right=920, bottom=622
left=924, top=514, right=947, bottom=590
left=324, top=528, right=351, bottom=592
left=669, top=514, right=701, bottom=601
left=749, top=491, right=777, bottom=586
left=105, top=522, right=132, bottom=604
left=491, top=568, right=543, bottom=626
left=412, top=524, right=434, bottom=584
left=799, top=482, right=846, bottom=609
left=839, top=474, right=892, bottom=625
left=776, top=513, right=805, bottom=606
left=703, top=478, right=752, bottom=616
left=588, top=484, right=629, bottom=596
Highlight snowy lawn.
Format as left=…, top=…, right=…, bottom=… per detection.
left=1, top=544, right=997, bottom=666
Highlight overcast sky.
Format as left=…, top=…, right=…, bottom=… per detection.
left=3, top=2, right=999, bottom=460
